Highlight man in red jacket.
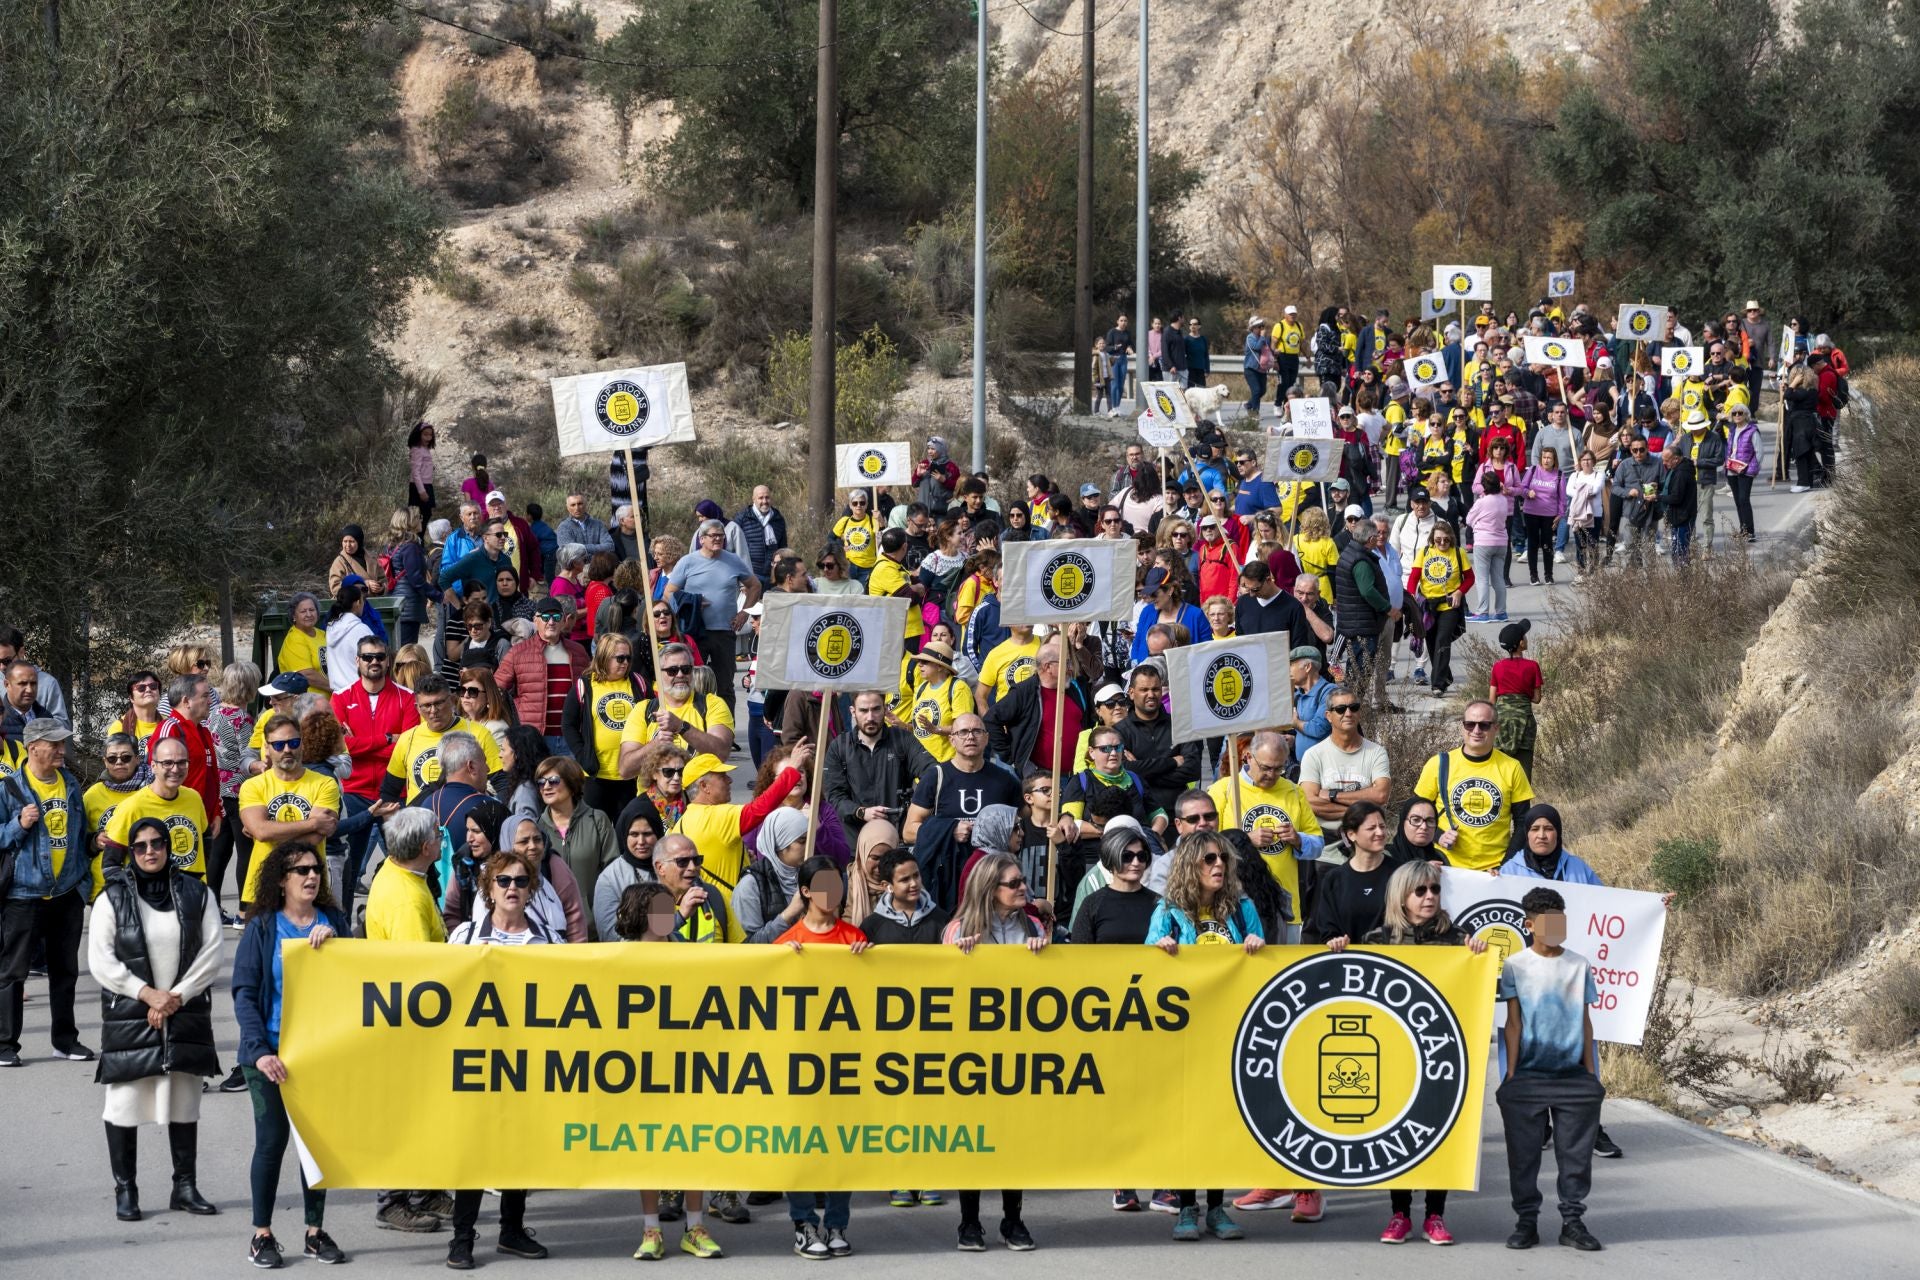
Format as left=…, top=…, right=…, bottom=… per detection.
left=497, top=600, right=589, bottom=756
left=150, top=672, right=221, bottom=841
left=332, top=632, right=419, bottom=908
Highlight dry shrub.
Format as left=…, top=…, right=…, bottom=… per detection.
left=1851, top=961, right=1920, bottom=1053
left=1821, top=355, right=1920, bottom=613
left=1601, top=967, right=1743, bottom=1107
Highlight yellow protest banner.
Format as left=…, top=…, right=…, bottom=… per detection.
left=280, top=942, right=1495, bottom=1192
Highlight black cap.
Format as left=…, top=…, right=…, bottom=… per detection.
left=1409, top=485, right=1431, bottom=503
left=1498, top=618, right=1533, bottom=652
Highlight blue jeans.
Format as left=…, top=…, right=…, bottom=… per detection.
left=1243, top=368, right=1267, bottom=415
left=1109, top=353, right=1130, bottom=408
left=1670, top=522, right=1694, bottom=565
left=788, top=1191, right=851, bottom=1230
left=332, top=791, right=377, bottom=917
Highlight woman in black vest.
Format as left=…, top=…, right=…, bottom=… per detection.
left=86, top=816, right=225, bottom=1222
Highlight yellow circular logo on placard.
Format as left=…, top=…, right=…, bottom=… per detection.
left=1154, top=389, right=1180, bottom=419
left=1544, top=342, right=1567, bottom=361
left=1204, top=653, right=1252, bottom=720
left=1042, top=554, right=1093, bottom=610
left=805, top=612, right=864, bottom=680
left=1449, top=272, right=1472, bottom=296
left=858, top=449, right=887, bottom=478
left=605, top=392, right=640, bottom=426
left=1628, top=311, right=1653, bottom=336
left=1454, top=901, right=1533, bottom=974
left=594, top=380, right=652, bottom=438
left=1672, top=351, right=1693, bottom=373
left=1412, top=357, right=1439, bottom=382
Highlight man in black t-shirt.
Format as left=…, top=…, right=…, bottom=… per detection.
left=901, top=714, right=1022, bottom=849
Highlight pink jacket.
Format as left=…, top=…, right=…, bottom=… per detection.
left=1464, top=493, right=1511, bottom=548
left=496, top=635, right=589, bottom=734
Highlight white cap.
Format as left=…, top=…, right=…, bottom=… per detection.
left=1094, top=683, right=1127, bottom=705
left=1284, top=305, right=1298, bottom=315
left=1343, top=504, right=1366, bottom=520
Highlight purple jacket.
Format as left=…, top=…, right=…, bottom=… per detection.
left=1518, top=466, right=1568, bottom=519
left=1728, top=422, right=1762, bottom=476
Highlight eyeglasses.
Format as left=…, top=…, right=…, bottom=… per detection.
left=1199, top=852, right=1225, bottom=866
left=1329, top=703, right=1360, bottom=715
left=536, top=775, right=566, bottom=789
left=460, top=686, right=484, bottom=698
left=658, top=766, right=683, bottom=778
left=492, top=874, right=532, bottom=889
left=1121, top=847, right=1151, bottom=865
left=130, top=838, right=169, bottom=853
left=104, top=754, right=136, bottom=766
left=267, top=737, right=303, bottom=752
left=667, top=854, right=704, bottom=869
left=1026, top=784, right=1052, bottom=796
left=154, top=759, right=189, bottom=770
left=1463, top=719, right=1495, bottom=731
left=661, top=665, right=692, bottom=677
left=998, top=877, right=1027, bottom=890
left=1406, top=815, right=1436, bottom=828
left=288, top=865, right=322, bottom=878
left=951, top=727, right=986, bottom=737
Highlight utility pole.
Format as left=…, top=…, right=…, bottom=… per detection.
left=1133, top=0, right=1149, bottom=410
left=806, top=0, right=838, bottom=520
left=1073, top=0, right=1094, bottom=415
left=970, top=0, right=988, bottom=470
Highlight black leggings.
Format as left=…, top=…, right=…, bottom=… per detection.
left=247, top=1067, right=325, bottom=1231
left=1391, top=1189, right=1448, bottom=1217
left=1523, top=514, right=1557, bottom=581
left=959, top=1189, right=1023, bottom=1226
left=1727, top=472, right=1756, bottom=536
left=454, top=1189, right=527, bottom=1239
left=207, top=794, right=253, bottom=909
left=1177, top=1190, right=1224, bottom=1209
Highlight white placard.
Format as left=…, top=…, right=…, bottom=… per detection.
left=1419, top=289, right=1449, bottom=321
left=1140, top=381, right=1196, bottom=430
left=1165, top=632, right=1295, bottom=742
left=1440, top=868, right=1669, bottom=1045
left=999, top=539, right=1135, bottom=627
left=834, top=441, right=910, bottom=488
left=1616, top=304, right=1668, bottom=343
left=1433, top=264, right=1493, bottom=301
left=1404, top=351, right=1449, bottom=388
left=1266, top=435, right=1343, bottom=484
left=551, top=364, right=696, bottom=457
left=1289, top=396, right=1334, bottom=437
left=753, top=595, right=909, bottom=692
left=1660, top=345, right=1705, bottom=378
left=1547, top=270, right=1576, bottom=298
left=1138, top=417, right=1181, bottom=449
left=1523, top=336, right=1587, bottom=368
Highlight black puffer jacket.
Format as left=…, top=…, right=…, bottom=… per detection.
left=96, top=871, right=221, bottom=1086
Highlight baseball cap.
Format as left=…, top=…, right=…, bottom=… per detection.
left=1337, top=405, right=1356, bottom=418
left=22, top=718, right=72, bottom=745
left=1343, top=504, right=1366, bottom=520
left=1409, top=485, right=1432, bottom=504
left=744, top=602, right=764, bottom=617
left=484, top=489, right=507, bottom=506
left=681, top=754, right=736, bottom=790
left=1498, top=618, right=1533, bottom=652
left=532, top=597, right=564, bottom=616
left=1079, top=483, right=1102, bottom=498
left=259, top=672, right=308, bottom=699
left=1330, top=477, right=1351, bottom=491
left=1198, top=514, right=1221, bottom=529
left=1095, top=683, right=1128, bottom=707
left=1284, top=305, right=1298, bottom=315
left=1142, top=567, right=1170, bottom=595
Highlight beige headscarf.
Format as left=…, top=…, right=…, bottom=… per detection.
left=844, top=819, right=901, bottom=923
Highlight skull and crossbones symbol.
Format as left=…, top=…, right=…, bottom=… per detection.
left=1325, top=1057, right=1372, bottom=1094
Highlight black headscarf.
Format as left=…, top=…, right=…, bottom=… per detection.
left=1387, top=802, right=1447, bottom=867
left=125, top=817, right=176, bottom=910
left=1508, top=801, right=1563, bottom=875
left=615, top=793, right=665, bottom=872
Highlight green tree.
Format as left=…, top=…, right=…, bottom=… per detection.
left=590, top=0, right=973, bottom=217
left=0, top=1, right=441, bottom=715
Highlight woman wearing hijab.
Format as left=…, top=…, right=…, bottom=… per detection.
left=593, top=796, right=663, bottom=943
left=88, top=816, right=225, bottom=1223
left=955, top=803, right=1021, bottom=912
left=913, top=436, right=961, bottom=515
left=732, top=807, right=812, bottom=943
left=842, top=819, right=898, bottom=924
left=442, top=811, right=586, bottom=943
left=328, top=526, right=371, bottom=596
left=1386, top=798, right=1449, bottom=868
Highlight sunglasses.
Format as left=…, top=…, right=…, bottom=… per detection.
left=1199, top=852, right=1225, bottom=866
left=998, top=877, right=1027, bottom=890
left=1026, top=784, right=1053, bottom=796
left=268, top=737, right=303, bottom=751
left=667, top=854, right=704, bottom=870
left=360, top=652, right=389, bottom=663
left=193, top=659, right=212, bottom=669
left=1102, top=517, right=1123, bottom=526
left=1329, top=704, right=1360, bottom=715
left=1091, top=741, right=1123, bottom=754
left=461, top=686, right=484, bottom=697
left=133, top=683, right=159, bottom=693
left=493, top=874, right=532, bottom=889
left=657, top=766, right=684, bottom=779
left=661, top=665, right=693, bottom=677
left=1463, top=719, right=1495, bottom=731
left=130, top=838, right=169, bottom=853
left=1121, top=847, right=1151, bottom=865
left=651, top=608, right=673, bottom=618
left=1410, top=883, right=1441, bottom=898
left=1178, top=811, right=1218, bottom=824
left=288, top=864, right=322, bottom=878
left=609, top=653, right=632, bottom=664
left=104, top=754, right=136, bottom=766
left=536, top=775, right=566, bottom=789
left=535, top=612, right=563, bottom=622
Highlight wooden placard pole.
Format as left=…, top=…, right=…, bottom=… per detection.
left=1227, top=732, right=1245, bottom=831
left=622, top=447, right=667, bottom=689
left=1044, top=652, right=1070, bottom=908
left=799, top=716, right=831, bottom=865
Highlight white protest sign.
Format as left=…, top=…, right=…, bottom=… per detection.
left=834, top=441, right=911, bottom=488
left=1289, top=396, right=1334, bottom=438
left=1419, top=289, right=1449, bottom=321
left=551, top=364, right=696, bottom=457
left=1140, top=381, right=1196, bottom=431
left=1440, top=867, right=1669, bottom=1045
left=1523, top=336, right=1587, bottom=368
left=753, top=595, right=909, bottom=692
left=1404, top=351, right=1449, bottom=389
left=1660, top=345, right=1705, bottom=379
left=1616, top=303, right=1668, bottom=343
left=1433, top=265, right=1493, bottom=302
left=999, top=538, right=1135, bottom=627
left=1266, top=435, right=1343, bottom=484
left=1165, top=633, right=1294, bottom=742
left=1548, top=270, right=1576, bottom=298
left=1138, top=416, right=1181, bottom=449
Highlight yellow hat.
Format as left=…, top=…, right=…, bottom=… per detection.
left=681, top=754, right=736, bottom=790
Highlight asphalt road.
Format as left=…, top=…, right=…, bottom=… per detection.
left=2, top=951, right=1914, bottom=1279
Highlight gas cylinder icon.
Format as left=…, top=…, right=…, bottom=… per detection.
left=1318, top=1015, right=1380, bottom=1124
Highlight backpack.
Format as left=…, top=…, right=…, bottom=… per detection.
left=1832, top=374, right=1851, bottom=409
left=379, top=550, right=399, bottom=593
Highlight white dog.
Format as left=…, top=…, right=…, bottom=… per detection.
left=1181, top=382, right=1235, bottom=427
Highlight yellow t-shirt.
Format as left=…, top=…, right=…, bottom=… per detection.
left=0, top=737, right=22, bottom=780
left=26, top=770, right=74, bottom=887
left=238, top=768, right=344, bottom=901
left=894, top=675, right=973, bottom=763
left=1412, top=546, right=1469, bottom=606
left=1295, top=537, right=1338, bottom=603
left=103, top=785, right=208, bottom=877
left=1382, top=401, right=1408, bottom=455
left=868, top=557, right=922, bottom=639
left=364, top=859, right=446, bottom=942
left=669, top=803, right=756, bottom=895
left=83, top=781, right=135, bottom=899
left=110, top=716, right=160, bottom=746
left=1413, top=748, right=1534, bottom=871
left=1274, top=319, right=1303, bottom=356
left=1208, top=773, right=1321, bottom=924
left=833, top=514, right=881, bottom=570
left=278, top=626, right=325, bottom=679
left=586, top=678, right=639, bottom=779
left=977, top=636, right=1041, bottom=703
left=385, top=717, right=503, bottom=801
left=619, top=692, right=735, bottom=752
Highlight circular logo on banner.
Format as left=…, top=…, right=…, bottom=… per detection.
left=1447, top=775, right=1506, bottom=828
left=1551, top=276, right=1571, bottom=296
left=1670, top=350, right=1694, bottom=374
left=1287, top=442, right=1324, bottom=476
left=856, top=449, right=889, bottom=480
left=1152, top=388, right=1182, bottom=421
left=595, top=690, right=635, bottom=732
left=804, top=612, right=864, bottom=680
left=1232, top=951, right=1469, bottom=1186
left=594, top=380, right=652, bottom=439
left=1453, top=900, right=1532, bottom=968
left=1627, top=311, right=1654, bottom=337
left=1543, top=341, right=1568, bottom=362
left=1410, top=356, right=1440, bottom=383
left=1042, top=553, right=1094, bottom=611
left=1203, top=653, right=1254, bottom=721
left=1448, top=272, right=1472, bottom=297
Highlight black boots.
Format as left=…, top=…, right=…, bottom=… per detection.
left=106, top=1123, right=141, bottom=1221
left=168, top=1122, right=218, bottom=1215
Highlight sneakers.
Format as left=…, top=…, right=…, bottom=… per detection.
left=496, top=1225, right=548, bottom=1259
left=1559, top=1219, right=1603, bottom=1251
left=746, top=1191, right=783, bottom=1206
left=1204, top=1207, right=1243, bottom=1240
left=1494, top=611, right=1509, bottom=622
left=1593, top=1126, right=1624, bottom=1158
left=446, top=1233, right=475, bottom=1270
left=218, top=1065, right=250, bottom=1093
left=248, top=1233, right=285, bottom=1269
left=1111, top=1190, right=1142, bottom=1212
left=890, top=1190, right=917, bottom=1207
left=416, top=1191, right=456, bottom=1218
left=1001, top=1218, right=1036, bottom=1251
left=376, top=1200, right=442, bottom=1232
left=793, top=1223, right=830, bottom=1260
left=824, top=1227, right=851, bottom=1257
left=1790, top=484, right=1811, bottom=493
left=957, top=1221, right=987, bottom=1252
left=1464, top=613, right=1489, bottom=624
left=51, top=1041, right=95, bottom=1061
left=1506, top=1219, right=1540, bottom=1250
left=1148, top=1189, right=1180, bottom=1214
left=709, top=1191, right=751, bottom=1223
left=303, top=1230, right=347, bottom=1264
left=633, top=1228, right=666, bottom=1261
left=1171, top=1206, right=1202, bottom=1242
left=1232, top=1188, right=1293, bottom=1211
left=1422, top=1214, right=1453, bottom=1245
left=680, top=1225, right=723, bottom=1258
left=1291, top=1191, right=1324, bottom=1222
left=917, top=1190, right=944, bottom=1206
left=0, top=1049, right=20, bottom=1068
left=1412, top=666, right=1427, bottom=684
left=1380, top=1212, right=1412, bottom=1244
